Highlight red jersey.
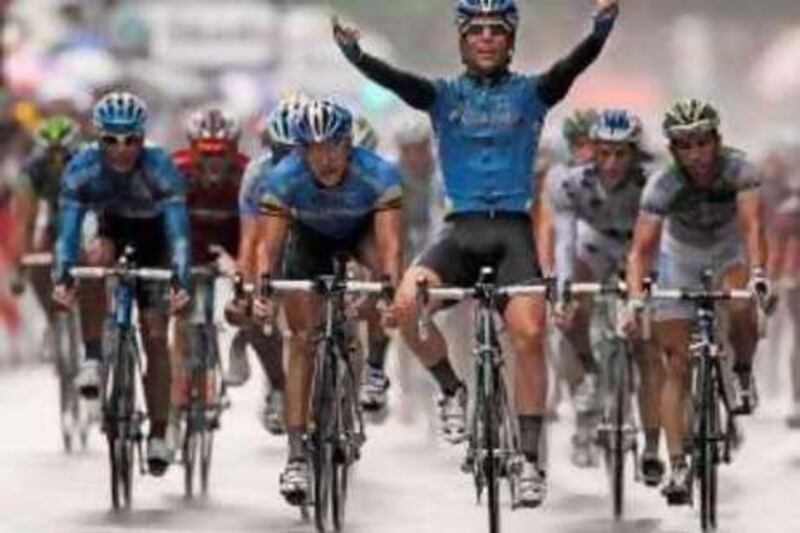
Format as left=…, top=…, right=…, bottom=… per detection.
left=172, top=148, right=249, bottom=265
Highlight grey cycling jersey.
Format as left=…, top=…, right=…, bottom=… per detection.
left=548, top=161, right=648, bottom=280
left=640, top=148, right=761, bottom=250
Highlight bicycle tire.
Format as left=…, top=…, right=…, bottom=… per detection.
left=200, top=428, right=214, bottom=495
left=107, top=330, right=136, bottom=510
left=697, top=354, right=715, bottom=532
left=612, top=347, right=627, bottom=519
left=183, top=425, right=198, bottom=498
left=483, top=349, right=500, bottom=533
left=332, top=344, right=355, bottom=532
left=312, top=340, right=336, bottom=533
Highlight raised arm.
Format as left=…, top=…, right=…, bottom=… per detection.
left=536, top=1, right=619, bottom=107
left=333, top=20, right=437, bottom=111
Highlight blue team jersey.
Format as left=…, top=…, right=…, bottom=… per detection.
left=429, top=72, right=550, bottom=214
left=257, top=146, right=402, bottom=240
left=239, top=152, right=273, bottom=217
left=54, top=143, right=191, bottom=286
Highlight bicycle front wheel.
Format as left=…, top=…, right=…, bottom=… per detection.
left=482, top=355, right=500, bottom=533
left=312, top=341, right=336, bottom=532
left=696, top=355, right=718, bottom=532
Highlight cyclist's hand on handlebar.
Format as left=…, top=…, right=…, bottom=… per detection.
left=253, top=296, right=276, bottom=323
left=553, top=301, right=577, bottom=330
left=169, top=288, right=191, bottom=315
left=749, top=268, right=778, bottom=316
left=376, top=298, right=398, bottom=329
left=224, top=298, right=249, bottom=326
left=620, top=298, right=644, bottom=338
left=52, top=283, right=77, bottom=309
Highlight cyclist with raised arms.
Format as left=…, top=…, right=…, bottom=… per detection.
left=251, top=99, right=403, bottom=506
left=624, top=99, right=771, bottom=503
left=52, top=91, right=191, bottom=475
left=334, top=0, right=619, bottom=507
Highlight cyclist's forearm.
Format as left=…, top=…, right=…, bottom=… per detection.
left=553, top=211, right=577, bottom=282
left=237, top=216, right=260, bottom=281
left=536, top=11, right=616, bottom=106
left=53, top=201, right=86, bottom=281
left=162, top=200, right=192, bottom=287
left=374, top=208, right=403, bottom=284
left=737, top=191, right=766, bottom=271
left=256, top=215, right=288, bottom=276
left=347, top=52, right=437, bottom=111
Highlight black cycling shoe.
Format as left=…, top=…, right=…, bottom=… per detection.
left=640, top=452, right=666, bottom=487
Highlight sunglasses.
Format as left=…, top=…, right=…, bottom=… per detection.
left=462, top=21, right=511, bottom=37
left=101, top=133, right=142, bottom=147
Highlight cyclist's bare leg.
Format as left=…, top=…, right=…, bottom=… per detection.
left=247, top=325, right=286, bottom=391
left=653, top=319, right=692, bottom=466
left=561, top=260, right=600, bottom=380
left=140, top=310, right=171, bottom=438
left=283, top=292, right=319, bottom=461
left=636, top=337, right=665, bottom=456
left=77, top=239, right=111, bottom=366
left=169, top=316, right=190, bottom=406
left=504, top=295, right=548, bottom=462
left=721, top=265, right=758, bottom=383
left=396, top=266, right=462, bottom=393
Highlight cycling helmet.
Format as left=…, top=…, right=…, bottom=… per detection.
left=186, top=107, right=240, bottom=152
left=292, top=99, right=353, bottom=144
left=662, top=99, right=720, bottom=140
left=263, top=95, right=307, bottom=147
left=91, top=91, right=148, bottom=134
left=33, top=114, right=80, bottom=151
left=562, top=108, right=599, bottom=145
left=393, top=114, right=432, bottom=146
left=455, top=0, right=519, bottom=33
left=590, top=109, right=643, bottom=145
left=353, top=115, right=379, bottom=150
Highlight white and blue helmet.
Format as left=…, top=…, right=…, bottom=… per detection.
left=455, top=0, right=519, bottom=32
left=91, top=91, right=148, bottom=135
left=590, top=109, right=643, bottom=145
left=263, top=95, right=308, bottom=147
left=292, top=98, right=353, bottom=145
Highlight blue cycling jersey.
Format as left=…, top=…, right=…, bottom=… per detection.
left=239, top=152, right=273, bottom=217
left=430, top=72, right=549, bottom=214
left=257, top=146, right=402, bottom=240
left=54, top=143, right=191, bottom=286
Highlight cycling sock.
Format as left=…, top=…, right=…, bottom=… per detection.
left=287, top=428, right=305, bottom=462
left=519, top=415, right=543, bottom=464
left=733, top=363, right=752, bottom=380
left=644, top=429, right=660, bottom=454
left=367, top=336, right=390, bottom=370
left=248, top=328, right=286, bottom=391
left=428, top=359, right=462, bottom=396
left=84, top=338, right=103, bottom=362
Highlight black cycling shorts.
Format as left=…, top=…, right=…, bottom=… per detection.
left=100, top=214, right=169, bottom=311
left=283, top=219, right=371, bottom=280
left=416, top=212, right=541, bottom=288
